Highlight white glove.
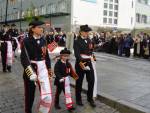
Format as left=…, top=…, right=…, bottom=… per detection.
left=84, top=66, right=90, bottom=71
left=59, top=78, right=64, bottom=82
left=18, top=49, right=21, bottom=54
left=30, top=73, right=37, bottom=81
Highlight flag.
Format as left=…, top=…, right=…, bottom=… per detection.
left=47, top=41, right=58, bottom=52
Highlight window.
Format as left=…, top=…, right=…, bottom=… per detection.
left=22, top=11, right=25, bottom=18
left=109, top=0, right=113, bottom=2
left=58, top=0, right=67, bottom=13
left=142, top=15, right=147, bottom=23
left=114, top=12, right=118, bottom=17
left=103, top=18, right=107, bottom=23
left=131, top=17, right=133, bottom=25
left=104, top=3, right=108, bottom=8
left=136, top=13, right=140, bottom=22
left=34, top=8, right=39, bottom=16
left=41, top=5, right=46, bottom=15
left=109, top=4, right=113, bottom=9
left=132, top=1, right=134, bottom=8
left=138, top=0, right=148, bottom=4
left=145, top=0, right=148, bottom=4
left=50, top=3, right=56, bottom=13
left=17, top=11, right=20, bottom=19
left=115, top=0, right=118, bottom=3
left=114, top=5, right=118, bottom=10
left=48, top=4, right=51, bottom=14
left=109, top=11, right=113, bottom=16
left=114, top=19, right=118, bottom=24
left=109, top=18, right=112, bottom=23
left=103, top=10, right=107, bottom=16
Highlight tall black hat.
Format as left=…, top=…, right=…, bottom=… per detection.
left=29, top=17, right=45, bottom=27
left=80, top=24, right=92, bottom=32
left=60, top=48, right=71, bottom=55
left=11, top=23, right=16, bottom=27
left=3, top=24, right=9, bottom=27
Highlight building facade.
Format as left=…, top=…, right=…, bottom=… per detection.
left=0, top=0, right=150, bottom=32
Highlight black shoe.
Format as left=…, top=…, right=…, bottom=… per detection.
left=55, top=105, right=61, bottom=109
left=7, top=67, right=11, bottom=72
left=8, top=69, right=11, bottom=72
left=88, top=100, right=96, bottom=108
left=76, top=101, right=84, bottom=106
left=3, top=69, right=7, bottom=72
left=69, top=106, right=75, bottom=110
left=68, top=107, right=75, bottom=112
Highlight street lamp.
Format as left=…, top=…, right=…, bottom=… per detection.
left=13, top=0, right=22, bottom=31
left=20, top=0, right=22, bottom=31
left=5, top=0, right=9, bottom=24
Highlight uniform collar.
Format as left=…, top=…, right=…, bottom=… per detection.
left=33, top=35, right=41, bottom=40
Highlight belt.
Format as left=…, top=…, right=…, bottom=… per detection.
left=80, top=54, right=92, bottom=60
left=31, top=60, right=45, bottom=63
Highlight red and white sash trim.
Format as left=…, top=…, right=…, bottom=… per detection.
left=64, top=76, right=73, bottom=109
left=6, top=41, right=13, bottom=66
left=31, top=60, right=52, bottom=113
left=91, top=58, right=97, bottom=98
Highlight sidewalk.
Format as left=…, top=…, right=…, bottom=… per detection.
left=0, top=58, right=119, bottom=113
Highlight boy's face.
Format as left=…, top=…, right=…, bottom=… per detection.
left=61, top=54, right=70, bottom=61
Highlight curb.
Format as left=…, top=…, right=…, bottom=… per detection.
left=71, top=84, right=150, bottom=113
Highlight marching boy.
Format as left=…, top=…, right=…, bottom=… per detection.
left=54, top=48, right=78, bottom=112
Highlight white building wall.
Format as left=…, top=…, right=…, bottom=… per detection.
left=71, top=0, right=137, bottom=30
left=71, top=0, right=103, bottom=27
left=117, top=0, right=135, bottom=29
left=135, top=1, right=150, bottom=29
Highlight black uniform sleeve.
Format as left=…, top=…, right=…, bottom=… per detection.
left=20, top=40, right=30, bottom=69
left=73, top=40, right=82, bottom=61
left=54, top=61, right=62, bottom=80
left=45, top=49, right=51, bottom=69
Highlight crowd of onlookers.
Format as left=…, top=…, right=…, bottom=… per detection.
left=17, top=29, right=150, bottom=59
left=88, top=31, right=150, bottom=59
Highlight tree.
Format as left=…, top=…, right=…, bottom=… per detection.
left=24, top=1, right=43, bottom=23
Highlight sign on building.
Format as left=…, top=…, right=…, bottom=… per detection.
left=82, top=0, right=97, bottom=3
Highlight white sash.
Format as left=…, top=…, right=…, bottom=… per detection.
left=6, top=41, right=13, bottom=66
left=31, top=60, right=52, bottom=113
left=12, top=37, right=21, bottom=53
left=64, top=76, right=73, bottom=109
left=91, top=58, right=97, bottom=98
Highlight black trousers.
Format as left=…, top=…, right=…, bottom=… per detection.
left=1, top=43, right=7, bottom=71
left=54, top=83, right=65, bottom=106
left=125, top=47, right=130, bottom=57
left=75, top=61, right=95, bottom=102
left=23, top=75, right=36, bottom=113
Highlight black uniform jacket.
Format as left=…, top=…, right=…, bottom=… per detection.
left=54, top=59, right=72, bottom=86
left=20, top=36, right=51, bottom=78
left=0, top=30, right=16, bottom=52
left=73, top=36, right=93, bottom=62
